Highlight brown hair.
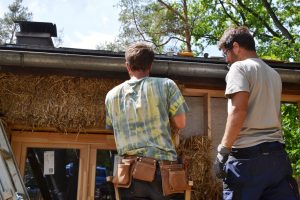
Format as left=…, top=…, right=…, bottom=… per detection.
left=125, top=42, right=154, bottom=71
left=218, top=26, right=256, bottom=51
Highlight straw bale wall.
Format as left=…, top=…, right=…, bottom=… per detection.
left=177, top=136, right=222, bottom=200
left=0, top=72, right=122, bottom=132
left=0, top=72, right=222, bottom=199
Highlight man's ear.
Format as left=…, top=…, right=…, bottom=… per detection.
left=232, top=42, right=240, bottom=53
left=125, top=62, right=131, bottom=73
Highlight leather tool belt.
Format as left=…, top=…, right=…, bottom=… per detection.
left=112, top=156, right=190, bottom=196
left=159, top=162, right=190, bottom=196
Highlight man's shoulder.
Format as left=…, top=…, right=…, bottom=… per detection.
left=106, top=82, right=127, bottom=98
left=148, top=77, right=174, bottom=84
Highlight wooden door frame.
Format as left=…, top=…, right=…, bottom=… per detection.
left=11, top=131, right=116, bottom=200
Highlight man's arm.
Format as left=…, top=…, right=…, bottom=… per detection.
left=171, top=113, right=186, bottom=130
left=221, top=91, right=249, bottom=148
left=214, top=91, right=249, bottom=179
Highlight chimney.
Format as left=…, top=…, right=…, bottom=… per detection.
left=15, top=21, right=57, bottom=47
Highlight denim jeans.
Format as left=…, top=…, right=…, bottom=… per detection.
left=223, top=142, right=300, bottom=200
left=118, top=167, right=184, bottom=200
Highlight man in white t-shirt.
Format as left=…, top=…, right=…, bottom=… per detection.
left=214, top=26, right=299, bottom=200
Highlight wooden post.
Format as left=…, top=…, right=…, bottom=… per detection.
left=184, top=181, right=193, bottom=200
left=203, top=94, right=212, bottom=139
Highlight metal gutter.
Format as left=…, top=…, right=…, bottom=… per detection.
left=0, top=49, right=300, bottom=83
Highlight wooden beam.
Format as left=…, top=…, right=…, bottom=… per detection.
left=11, top=131, right=116, bottom=149
left=9, top=124, right=113, bottom=135
left=203, top=94, right=212, bottom=138
left=183, top=88, right=224, bottom=97
left=183, top=88, right=300, bottom=102
left=88, top=147, right=97, bottom=200
left=281, top=94, right=300, bottom=102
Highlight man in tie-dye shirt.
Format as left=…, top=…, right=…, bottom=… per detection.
left=105, top=42, right=188, bottom=200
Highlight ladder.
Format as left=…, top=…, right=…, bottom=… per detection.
left=0, top=120, right=29, bottom=200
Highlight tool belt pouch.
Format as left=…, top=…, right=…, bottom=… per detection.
left=160, top=164, right=189, bottom=196
left=132, top=157, right=157, bottom=182
left=113, top=158, right=136, bottom=188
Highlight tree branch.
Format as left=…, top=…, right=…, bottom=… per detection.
left=129, top=0, right=147, bottom=41
left=236, top=0, right=280, bottom=37
left=157, top=0, right=186, bottom=22
left=262, top=0, right=294, bottom=41
left=219, top=0, right=241, bottom=26
left=227, top=2, right=247, bottom=25
left=157, top=36, right=186, bottom=47
left=157, top=0, right=191, bottom=51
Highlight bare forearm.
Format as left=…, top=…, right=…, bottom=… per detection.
left=171, top=113, right=186, bottom=130
left=221, top=108, right=247, bottom=148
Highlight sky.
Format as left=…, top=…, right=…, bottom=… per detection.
left=0, top=0, right=221, bottom=56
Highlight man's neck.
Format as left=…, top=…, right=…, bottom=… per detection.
left=130, top=70, right=150, bottom=80
left=238, top=50, right=258, bottom=60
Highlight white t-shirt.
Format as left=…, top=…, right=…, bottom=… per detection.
left=225, top=58, right=284, bottom=148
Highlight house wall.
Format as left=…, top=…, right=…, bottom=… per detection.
left=181, top=96, right=204, bottom=137
left=211, top=97, right=227, bottom=156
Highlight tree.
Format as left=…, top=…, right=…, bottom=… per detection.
left=96, top=39, right=127, bottom=52
left=0, top=0, right=32, bottom=44
left=117, top=0, right=300, bottom=61
left=281, top=103, right=300, bottom=177
left=207, top=0, right=300, bottom=61
left=117, top=0, right=201, bottom=53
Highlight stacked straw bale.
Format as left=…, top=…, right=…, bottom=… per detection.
left=0, top=72, right=222, bottom=199
left=177, top=136, right=222, bottom=200
left=0, top=72, right=122, bottom=132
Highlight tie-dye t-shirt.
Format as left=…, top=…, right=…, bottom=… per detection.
left=105, top=77, right=188, bottom=161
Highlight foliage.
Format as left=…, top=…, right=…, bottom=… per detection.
left=96, top=39, right=127, bottom=52
left=281, top=103, right=300, bottom=176
left=212, top=0, right=300, bottom=62
left=117, top=0, right=197, bottom=53
left=116, top=0, right=300, bottom=61
left=0, top=0, right=32, bottom=44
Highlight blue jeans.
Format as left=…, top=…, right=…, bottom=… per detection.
left=223, top=142, right=300, bottom=200
left=118, top=167, right=184, bottom=200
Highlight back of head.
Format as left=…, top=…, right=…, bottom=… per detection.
left=218, top=26, right=256, bottom=51
left=125, top=42, right=154, bottom=71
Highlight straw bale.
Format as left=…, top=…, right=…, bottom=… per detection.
left=177, top=136, right=222, bottom=200
left=0, top=72, right=122, bottom=132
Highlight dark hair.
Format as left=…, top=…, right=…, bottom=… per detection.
left=125, top=42, right=154, bottom=71
left=218, top=26, right=256, bottom=51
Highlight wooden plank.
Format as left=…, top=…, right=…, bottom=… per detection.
left=88, top=148, right=97, bottom=200
left=77, top=146, right=89, bottom=200
left=11, top=141, right=22, bottom=167
left=183, top=88, right=300, bottom=102
left=183, top=88, right=224, bottom=97
left=281, top=94, right=300, bottom=102
left=9, top=124, right=114, bottom=134
left=203, top=94, right=212, bottom=138
left=11, top=131, right=115, bottom=145
left=19, top=145, right=28, bottom=177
